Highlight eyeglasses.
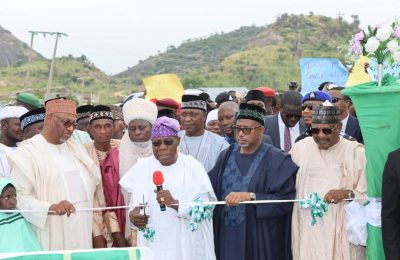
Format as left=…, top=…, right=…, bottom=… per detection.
left=331, top=98, right=342, bottom=103
left=51, top=114, right=78, bottom=129
left=302, top=105, right=314, bottom=111
left=232, top=126, right=261, bottom=135
left=151, top=138, right=176, bottom=147
left=310, top=127, right=335, bottom=135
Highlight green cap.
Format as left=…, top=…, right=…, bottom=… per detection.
left=16, top=93, right=42, bottom=109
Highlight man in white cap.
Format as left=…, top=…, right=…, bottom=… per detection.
left=0, top=105, right=28, bottom=178
left=118, top=98, right=158, bottom=245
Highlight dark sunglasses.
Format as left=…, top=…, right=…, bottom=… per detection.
left=310, top=127, right=335, bottom=135
left=232, top=126, right=261, bottom=135
left=331, top=98, right=342, bottom=103
left=51, top=114, right=78, bottom=129
left=151, top=138, right=176, bottom=147
left=302, top=105, right=314, bottom=111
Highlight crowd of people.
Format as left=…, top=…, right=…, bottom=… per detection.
left=0, top=83, right=396, bottom=259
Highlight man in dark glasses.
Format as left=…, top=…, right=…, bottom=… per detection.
left=295, top=91, right=332, bottom=143
left=209, top=103, right=298, bottom=260
left=328, top=87, right=363, bottom=143
left=120, top=116, right=216, bottom=259
left=290, top=102, right=367, bottom=259
left=264, top=91, right=306, bottom=152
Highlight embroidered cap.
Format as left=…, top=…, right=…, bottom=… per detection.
left=181, top=95, right=207, bottom=111
left=312, top=101, right=340, bottom=124
left=236, top=103, right=266, bottom=126
left=89, top=105, right=113, bottom=123
left=151, top=116, right=180, bottom=138
left=20, top=107, right=46, bottom=130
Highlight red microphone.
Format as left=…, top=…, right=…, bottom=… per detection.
left=153, top=171, right=166, bottom=211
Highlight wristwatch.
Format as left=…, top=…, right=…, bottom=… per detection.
left=348, top=190, right=355, bottom=199
left=249, top=192, right=256, bottom=201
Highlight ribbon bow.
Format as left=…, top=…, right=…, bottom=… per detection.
left=300, top=192, right=329, bottom=226
left=139, top=227, right=156, bottom=242
left=188, top=199, right=214, bottom=231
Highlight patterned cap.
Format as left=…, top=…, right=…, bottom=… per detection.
left=89, top=105, right=113, bottom=123
left=77, top=105, right=93, bottom=121
left=236, top=103, right=266, bottom=126
left=181, top=95, right=207, bottom=111
left=20, top=107, right=46, bottom=130
left=110, top=105, right=123, bottom=121
left=312, top=101, right=340, bottom=124
left=151, top=116, right=180, bottom=138
left=45, top=98, right=77, bottom=116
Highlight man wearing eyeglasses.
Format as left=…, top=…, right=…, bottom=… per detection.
left=264, top=91, right=306, bottom=152
left=120, top=116, right=216, bottom=260
left=328, top=87, right=363, bottom=143
left=295, top=91, right=332, bottom=143
left=209, top=103, right=299, bottom=260
left=9, top=98, right=100, bottom=250
left=291, top=102, right=367, bottom=260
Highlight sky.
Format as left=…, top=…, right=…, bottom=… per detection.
left=1, top=0, right=399, bottom=75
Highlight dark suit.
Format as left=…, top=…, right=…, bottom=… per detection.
left=264, top=114, right=307, bottom=150
left=344, top=115, right=363, bottom=143
left=382, top=149, right=400, bottom=260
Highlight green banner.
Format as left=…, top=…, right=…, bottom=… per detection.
left=343, top=81, right=400, bottom=260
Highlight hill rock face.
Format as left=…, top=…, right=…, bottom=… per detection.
left=0, top=26, right=42, bottom=67
left=116, top=14, right=360, bottom=90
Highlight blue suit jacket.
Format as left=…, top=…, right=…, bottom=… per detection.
left=264, top=114, right=307, bottom=150
left=345, top=115, right=363, bottom=143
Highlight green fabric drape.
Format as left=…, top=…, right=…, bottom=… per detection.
left=343, top=81, right=400, bottom=260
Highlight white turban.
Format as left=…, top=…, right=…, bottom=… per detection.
left=123, top=98, right=157, bottom=125
left=206, top=109, right=219, bottom=126
left=0, top=106, right=29, bottom=121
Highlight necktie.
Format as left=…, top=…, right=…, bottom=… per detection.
left=284, top=126, right=291, bottom=152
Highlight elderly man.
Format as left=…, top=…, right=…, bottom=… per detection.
left=120, top=116, right=216, bottom=260
left=119, top=98, right=158, bottom=245
left=0, top=106, right=28, bottom=178
left=328, top=87, right=363, bottom=143
left=9, top=98, right=100, bottom=250
left=179, top=95, right=229, bottom=172
left=209, top=103, right=298, bottom=260
left=291, top=102, right=367, bottom=260
left=264, top=91, right=306, bottom=152
left=20, top=107, right=45, bottom=140
left=295, top=91, right=332, bottom=142
left=218, top=101, right=239, bottom=144
left=84, top=105, right=127, bottom=248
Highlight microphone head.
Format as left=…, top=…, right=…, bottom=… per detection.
left=153, top=171, right=164, bottom=186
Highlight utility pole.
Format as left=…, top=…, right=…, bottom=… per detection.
left=28, top=31, right=68, bottom=99
left=25, top=31, right=36, bottom=89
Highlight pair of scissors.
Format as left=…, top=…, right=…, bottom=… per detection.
left=140, top=194, right=148, bottom=223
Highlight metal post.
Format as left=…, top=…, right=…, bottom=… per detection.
left=46, top=33, right=60, bottom=99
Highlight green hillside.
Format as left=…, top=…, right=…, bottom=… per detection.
left=0, top=55, right=138, bottom=104
left=117, top=13, right=360, bottom=91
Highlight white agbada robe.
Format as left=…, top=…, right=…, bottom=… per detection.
left=120, top=153, right=216, bottom=260
left=9, top=134, right=100, bottom=251
left=0, top=143, right=16, bottom=178
left=179, top=130, right=229, bottom=172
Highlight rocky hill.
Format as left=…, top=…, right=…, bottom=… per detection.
left=0, top=26, right=42, bottom=67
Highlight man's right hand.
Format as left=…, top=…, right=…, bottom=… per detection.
left=49, top=200, right=76, bottom=216
left=129, top=206, right=148, bottom=229
left=93, top=235, right=107, bottom=248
